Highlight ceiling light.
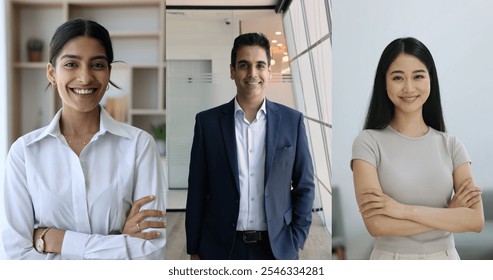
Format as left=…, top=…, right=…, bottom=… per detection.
left=275, top=31, right=282, bottom=35
left=271, top=59, right=276, bottom=66
left=282, top=56, right=289, bottom=62
left=272, top=39, right=278, bottom=43
left=277, top=43, right=283, bottom=47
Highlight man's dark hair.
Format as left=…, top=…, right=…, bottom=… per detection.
left=230, top=32, right=271, bottom=67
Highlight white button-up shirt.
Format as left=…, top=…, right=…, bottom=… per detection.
left=234, top=98, right=267, bottom=231
left=2, top=108, right=166, bottom=259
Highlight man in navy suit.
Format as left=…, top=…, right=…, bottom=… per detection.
left=185, top=33, right=315, bottom=260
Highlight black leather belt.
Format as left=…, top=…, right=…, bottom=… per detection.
left=237, top=230, right=267, bottom=243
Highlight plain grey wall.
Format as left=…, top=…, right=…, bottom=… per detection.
left=332, top=0, right=493, bottom=259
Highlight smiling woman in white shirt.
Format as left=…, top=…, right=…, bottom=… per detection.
left=2, top=18, right=166, bottom=259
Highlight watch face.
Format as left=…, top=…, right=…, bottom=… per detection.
left=36, top=238, right=44, bottom=253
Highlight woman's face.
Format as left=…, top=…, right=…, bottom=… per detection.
left=386, top=53, right=430, bottom=116
left=47, top=36, right=110, bottom=114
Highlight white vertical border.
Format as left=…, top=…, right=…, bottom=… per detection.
left=0, top=0, right=9, bottom=259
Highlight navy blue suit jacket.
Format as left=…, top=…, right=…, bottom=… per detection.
left=185, top=99, right=315, bottom=260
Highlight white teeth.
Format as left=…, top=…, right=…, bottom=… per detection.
left=401, top=96, right=418, bottom=102
left=73, top=88, right=95, bottom=95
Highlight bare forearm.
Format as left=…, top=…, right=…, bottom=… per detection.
left=44, top=228, right=65, bottom=254
left=363, top=215, right=435, bottom=237
left=405, top=205, right=484, bottom=233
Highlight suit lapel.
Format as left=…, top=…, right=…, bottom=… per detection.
left=265, top=100, right=281, bottom=186
left=220, top=99, right=240, bottom=191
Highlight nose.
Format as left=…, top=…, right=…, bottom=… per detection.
left=77, top=66, right=93, bottom=84
left=247, top=66, right=257, bottom=77
left=403, top=79, right=415, bottom=92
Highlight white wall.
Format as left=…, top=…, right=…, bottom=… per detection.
left=0, top=0, right=9, bottom=259
left=332, top=0, right=493, bottom=259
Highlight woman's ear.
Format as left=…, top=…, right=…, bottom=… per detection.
left=46, top=63, right=56, bottom=86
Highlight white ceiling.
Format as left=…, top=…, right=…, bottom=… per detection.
left=166, top=0, right=278, bottom=6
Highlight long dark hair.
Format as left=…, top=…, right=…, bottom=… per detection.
left=364, top=37, right=446, bottom=132
left=48, top=18, right=120, bottom=88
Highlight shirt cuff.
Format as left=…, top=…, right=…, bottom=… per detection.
left=61, top=230, right=89, bottom=259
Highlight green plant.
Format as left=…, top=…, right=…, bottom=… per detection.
left=27, top=38, right=43, bottom=51
left=151, top=123, right=166, bottom=141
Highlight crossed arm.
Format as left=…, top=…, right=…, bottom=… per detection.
left=352, top=160, right=484, bottom=237
left=33, top=195, right=166, bottom=255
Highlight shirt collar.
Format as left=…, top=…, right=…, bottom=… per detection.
left=234, top=97, right=267, bottom=116
left=27, top=106, right=132, bottom=146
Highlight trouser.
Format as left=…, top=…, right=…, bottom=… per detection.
left=230, top=231, right=275, bottom=260
left=370, top=248, right=461, bottom=260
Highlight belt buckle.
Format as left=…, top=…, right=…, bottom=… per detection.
left=242, top=230, right=261, bottom=243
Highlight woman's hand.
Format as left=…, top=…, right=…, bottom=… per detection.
left=123, top=195, right=166, bottom=239
left=449, top=178, right=482, bottom=208
left=358, top=189, right=409, bottom=219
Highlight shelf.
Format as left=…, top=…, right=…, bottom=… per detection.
left=14, top=62, right=48, bottom=68
left=67, top=0, right=162, bottom=8
left=11, top=1, right=63, bottom=8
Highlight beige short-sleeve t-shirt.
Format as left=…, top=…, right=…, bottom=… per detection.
left=352, top=126, right=470, bottom=254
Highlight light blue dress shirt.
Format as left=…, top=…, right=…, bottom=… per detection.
left=234, top=98, right=267, bottom=231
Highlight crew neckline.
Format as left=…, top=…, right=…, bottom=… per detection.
left=387, top=125, right=432, bottom=140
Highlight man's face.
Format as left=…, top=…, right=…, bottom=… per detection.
left=230, top=45, right=272, bottom=101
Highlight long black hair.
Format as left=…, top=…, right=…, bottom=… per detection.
left=364, top=37, right=446, bottom=132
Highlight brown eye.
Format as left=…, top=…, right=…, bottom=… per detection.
left=92, top=62, right=107, bottom=69
left=64, top=62, right=78, bottom=68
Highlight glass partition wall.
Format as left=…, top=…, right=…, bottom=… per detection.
left=282, top=0, right=333, bottom=256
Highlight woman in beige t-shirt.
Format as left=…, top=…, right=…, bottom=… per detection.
left=351, top=37, right=484, bottom=260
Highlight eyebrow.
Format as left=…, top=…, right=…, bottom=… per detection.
left=237, top=60, right=267, bottom=65
left=389, top=69, right=427, bottom=75
left=60, top=54, right=108, bottom=61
